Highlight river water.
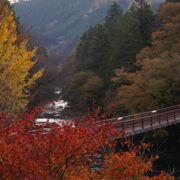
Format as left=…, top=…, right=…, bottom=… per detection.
left=35, top=90, right=69, bottom=125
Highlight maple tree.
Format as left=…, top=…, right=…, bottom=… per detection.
left=98, top=143, right=174, bottom=180
left=0, top=1, right=43, bottom=114
left=0, top=107, right=175, bottom=179
left=0, top=107, right=118, bottom=179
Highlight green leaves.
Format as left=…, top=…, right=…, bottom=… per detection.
left=64, top=1, right=154, bottom=112
left=113, top=2, right=180, bottom=113
left=63, top=72, right=104, bottom=112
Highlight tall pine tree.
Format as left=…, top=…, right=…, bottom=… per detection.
left=105, top=2, right=123, bottom=26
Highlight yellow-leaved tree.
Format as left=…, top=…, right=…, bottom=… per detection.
left=0, top=1, right=43, bottom=114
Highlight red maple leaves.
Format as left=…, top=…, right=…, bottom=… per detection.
left=0, top=108, right=174, bottom=179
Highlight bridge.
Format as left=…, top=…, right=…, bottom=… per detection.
left=98, top=104, right=180, bottom=137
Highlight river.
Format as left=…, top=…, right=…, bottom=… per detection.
left=35, top=89, right=69, bottom=125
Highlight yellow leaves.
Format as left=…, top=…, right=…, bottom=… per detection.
left=0, top=2, right=43, bottom=113
left=29, top=69, right=44, bottom=84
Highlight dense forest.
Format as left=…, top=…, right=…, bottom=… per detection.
left=0, top=0, right=179, bottom=179
left=63, top=0, right=180, bottom=115
left=62, top=0, right=180, bottom=176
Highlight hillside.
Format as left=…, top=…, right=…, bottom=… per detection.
left=13, top=0, right=163, bottom=55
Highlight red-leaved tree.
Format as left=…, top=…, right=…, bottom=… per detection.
left=0, top=107, right=175, bottom=179
left=0, top=107, right=119, bottom=179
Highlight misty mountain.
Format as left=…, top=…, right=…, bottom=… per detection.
left=13, top=0, right=163, bottom=55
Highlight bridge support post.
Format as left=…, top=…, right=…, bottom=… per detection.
left=132, top=120, right=135, bottom=132
left=151, top=117, right=153, bottom=127
left=174, top=111, right=176, bottom=120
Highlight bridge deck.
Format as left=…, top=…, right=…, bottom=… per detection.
left=98, top=104, right=180, bottom=137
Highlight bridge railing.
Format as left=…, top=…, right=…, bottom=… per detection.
left=97, top=104, right=180, bottom=123
left=96, top=104, right=180, bottom=135
left=115, top=109, right=180, bottom=132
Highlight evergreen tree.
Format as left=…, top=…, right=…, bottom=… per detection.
left=105, top=2, right=123, bottom=26
left=63, top=0, right=154, bottom=112
left=119, top=0, right=154, bottom=70
left=76, top=24, right=109, bottom=79
left=113, top=2, right=180, bottom=112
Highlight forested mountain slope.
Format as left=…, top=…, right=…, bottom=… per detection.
left=13, top=0, right=163, bottom=55
left=62, top=1, right=180, bottom=114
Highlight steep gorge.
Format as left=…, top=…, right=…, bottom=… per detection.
left=12, top=0, right=162, bottom=55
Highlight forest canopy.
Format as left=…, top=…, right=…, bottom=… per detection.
left=63, top=1, right=180, bottom=115
left=63, top=0, right=155, bottom=113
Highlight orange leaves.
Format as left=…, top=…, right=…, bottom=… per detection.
left=98, top=146, right=174, bottom=180
left=158, top=2, right=180, bottom=22
left=0, top=108, right=175, bottom=179
left=0, top=108, right=119, bottom=179
left=112, top=2, right=180, bottom=113
left=101, top=151, right=151, bottom=180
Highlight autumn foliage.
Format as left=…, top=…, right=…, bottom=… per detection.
left=0, top=108, right=175, bottom=179
left=0, top=107, right=117, bottom=179
left=99, top=144, right=174, bottom=180
left=113, top=2, right=180, bottom=113
left=0, top=1, right=43, bottom=114
left=0, top=1, right=178, bottom=179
